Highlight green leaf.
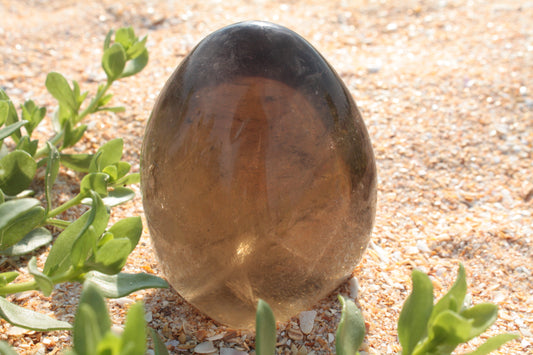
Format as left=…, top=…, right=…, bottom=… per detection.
left=0, top=271, right=19, bottom=287
left=28, top=256, right=54, bottom=296
left=336, top=295, right=365, bottom=355
left=150, top=328, right=170, bottom=355
left=80, top=172, right=109, bottom=196
left=0, top=227, right=52, bottom=256
left=121, top=301, right=147, bottom=355
left=114, top=173, right=140, bottom=187
left=44, top=193, right=109, bottom=276
left=51, top=103, right=73, bottom=131
left=60, top=153, right=93, bottom=172
left=0, top=296, right=71, bottom=331
left=80, top=282, right=112, bottom=332
left=461, top=303, right=499, bottom=339
left=398, top=269, right=434, bottom=355
left=0, top=340, right=18, bottom=355
left=62, top=121, right=87, bottom=149
left=126, top=36, right=147, bottom=59
left=73, top=283, right=111, bottom=354
left=21, top=100, right=46, bottom=137
left=115, top=27, right=136, bottom=49
left=0, top=90, right=21, bottom=143
left=89, top=138, right=124, bottom=172
left=255, top=299, right=276, bottom=355
left=84, top=271, right=168, bottom=298
left=70, top=192, right=108, bottom=268
left=98, top=93, right=114, bottom=107
left=70, top=225, right=98, bottom=270
left=92, top=238, right=131, bottom=275
left=107, top=217, right=142, bottom=252
left=15, top=136, right=39, bottom=156
left=72, top=80, right=88, bottom=108
left=73, top=304, right=101, bottom=355
left=428, top=264, right=467, bottom=328
left=0, top=100, right=8, bottom=126
left=422, top=310, right=473, bottom=354
left=98, top=106, right=126, bottom=113
left=45, top=72, right=77, bottom=112
left=464, top=333, right=520, bottom=355
left=0, top=198, right=44, bottom=250
left=0, top=121, right=28, bottom=142
left=102, top=44, right=126, bottom=82
left=0, top=150, right=37, bottom=196
left=103, top=29, right=114, bottom=50
left=96, top=331, right=122, bottom=354
left=121, top=49, right=149, bottom=78
left=102, top=164, right=118, bottom=181
left=45, top=142, right=61, bottom=212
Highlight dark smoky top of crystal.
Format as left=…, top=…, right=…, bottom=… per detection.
left=151, top=21, right=375, bottom=185
left=181, top=21, right=334, bottom=92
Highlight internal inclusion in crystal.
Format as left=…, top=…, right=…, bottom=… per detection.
left=141, top=21, right=376, bottom=328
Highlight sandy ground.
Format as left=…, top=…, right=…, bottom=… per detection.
left=0, top=0, right=532, bottom=354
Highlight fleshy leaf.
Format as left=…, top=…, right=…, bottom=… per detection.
left=89, top=138, right=123, bottom=172
left=15, top=136, right=39, bottom=157
left=0, top=296, right=71, bottom=331
left=0, top=121, right=29, bottom=141
left=0, top=198, right=44, bottom=250
left=460, top=303, right=499, bottom=339
left=107, top=216, right=142, bottom=253
left=398, top=269, right=434, bottom=355
left=80, top=172, right=109, bottom=197
left=0, top=340, right=18, bottom=355
left=151, top=328, right=170, bottom=355
left=45, top=72, right=77, bottom=112
left=336, top=295, right=365, bottom=355
left=121, top=49, right=149, bottom=78
left=45, top=142, right=61, bottom=212
left=28, top=256, right=54, bottom=296
left=21, top=99, right=46, bottom=137
left=92, top=238, right=131, bottom=275
left=464, top=333, right=520, bottom=355
left=421, top=310, right=473, bottom=354
left=0, top=227, right=52, bottom=256
left=255, top=299, right=277, bottom=355
left=62, top=121, right=87, bottom=149
left=0, top=100, right=8, bottom=126
left=0, top=150, right=37, bottom=196
left=0, top=90, right=21, bottom=143
left=44, top=192, right=109, bottom=276
left=84, top=271, right=168, bottom=298
left=70, top=192, right=108, bottom=268
left=120, top=301, right=147, bottom=355
left=73, top=283, right=111, bottom=354
left=428, top=264, right=467, bottom=328
left=102, top=44, right=126, bottom=82
left=60, top=153, right=93, bottom=172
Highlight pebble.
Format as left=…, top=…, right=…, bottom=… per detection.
left=298, top=311, right=317, bottom=334
left=194, top=341, right=217, bottom=354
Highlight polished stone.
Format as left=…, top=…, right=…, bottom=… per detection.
left=141, top=21, right=377, bottom=329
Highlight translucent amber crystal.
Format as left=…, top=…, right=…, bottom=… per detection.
left=141, top=21, right=377, bottom=328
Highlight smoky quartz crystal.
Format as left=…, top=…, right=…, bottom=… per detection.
left=141, top=21, right=377, bottom=328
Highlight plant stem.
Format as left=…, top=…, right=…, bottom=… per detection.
left=77, top=81, right=113, bottom=123
left=46, top=193, right=85, bottom=219
left=0, top=269, right=83, bottom=296
left=0, top=280, right=38, bottom=295
left=45, top=218, right=70, bottom=229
